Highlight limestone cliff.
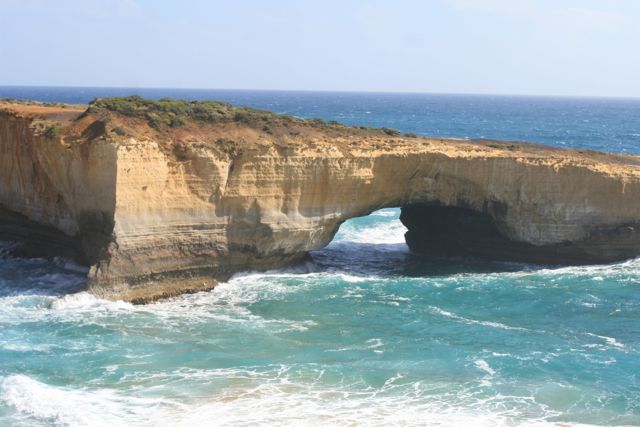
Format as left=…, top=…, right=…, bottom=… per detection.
left=2, top=98, right=640, bottom=302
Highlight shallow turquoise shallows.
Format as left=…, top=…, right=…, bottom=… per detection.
left=0, top=89, right=639, bottom=426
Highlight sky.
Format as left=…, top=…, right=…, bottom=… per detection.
left=1, top=0, right=639, bottom=97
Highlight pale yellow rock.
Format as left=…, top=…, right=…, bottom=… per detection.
left=1, top=100, right=640, bottom=302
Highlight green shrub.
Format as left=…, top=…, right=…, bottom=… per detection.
left=145, top=112, right=162, bottom=129
left=307, top=118, right=326, bottom=126
left=214, top=138, right=237, bottom=156
left=90, top=96, right=235, bottom=129
left=44, top=125, right=62, bottom=139
left=169, top=115, right=186, bottom=128
left=381, top=127, right=400, bottom=136
left=238, top=108, right=278, bottom=124
left=233, top=110, right=253, bottom=124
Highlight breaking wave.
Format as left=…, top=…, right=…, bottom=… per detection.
left=1, top=209, right=639, bottom=426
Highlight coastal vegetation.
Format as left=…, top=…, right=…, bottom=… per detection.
left=0, top=98, right=69, bottom=108
left=214, top=138, right=238, bottom=156
left=88, top=96, right=404, bottom=137
left=0, top=96, right=406, bottom=140
left=44, top=125, right=62, bottom=139
left=381, top=127, right=400, bottom=136
left=89, top=96, right=302, bottom=130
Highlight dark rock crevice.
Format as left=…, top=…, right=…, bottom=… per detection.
left=0, top=206, right=86, bottom=262
left=400, top=203, right=640, bottom=265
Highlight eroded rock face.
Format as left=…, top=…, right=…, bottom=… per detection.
left=0, top=109, right=116, bottom=265
left=2, top=100, right=640, bottom=302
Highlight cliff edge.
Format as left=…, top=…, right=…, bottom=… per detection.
left=2, top=97, right=640, bottom=302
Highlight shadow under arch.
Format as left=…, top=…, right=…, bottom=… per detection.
left=309, top=207, right=539, bottom=279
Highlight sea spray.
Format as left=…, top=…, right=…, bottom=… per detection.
left=0, top=90, right=639, bottom=426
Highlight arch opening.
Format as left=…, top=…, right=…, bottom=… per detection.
left=312, top=203, right=589, bottom=270
left=307, top=205, right=532, bottom=278
left=309, top=208, right=410, bottom=276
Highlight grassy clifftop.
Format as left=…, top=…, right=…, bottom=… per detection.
left=90, top=96, right=318, bottom=130
left=88, top=96, right=411, bottom=137
left=0, top=96, right=417, bottom=142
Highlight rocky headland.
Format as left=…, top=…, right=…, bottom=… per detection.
left=1, top=97, right=640, bottom=302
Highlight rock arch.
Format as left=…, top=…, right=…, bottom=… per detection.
left=2, top=101, right=640, bottom=302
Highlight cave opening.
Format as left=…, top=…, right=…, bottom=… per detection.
left=314, top=204, right=517, bottom=261
left=312, top=202, right=629, bottom=268
left=308, top=208, right=409, bottom=276
left=308, top=202, right=582, bottom=277
left=399, top=203, right=518, bottom=260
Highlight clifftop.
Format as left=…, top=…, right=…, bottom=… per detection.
left=1, top=96, right=416, bottom=147
left=1, top=98, right=640, bottom=302
left=1, top=97, right=639, bottom=177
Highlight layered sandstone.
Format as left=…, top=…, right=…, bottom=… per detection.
left=1, top=98, right=640, bottom=302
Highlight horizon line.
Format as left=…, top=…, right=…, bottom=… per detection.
left=1, top=84, right=639, bottom=102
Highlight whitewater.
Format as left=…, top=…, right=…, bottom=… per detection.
left=0, top=89, right=639, bottom=426
left=0, top=208, right=638, bottom=426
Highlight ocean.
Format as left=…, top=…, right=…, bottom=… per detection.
left=0, top=87, right=639, bottom=426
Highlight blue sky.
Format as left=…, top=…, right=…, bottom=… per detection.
left=1, top=0, right=639, bottom=97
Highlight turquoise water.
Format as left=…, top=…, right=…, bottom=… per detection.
left=0, top=88, right=640, bottom=426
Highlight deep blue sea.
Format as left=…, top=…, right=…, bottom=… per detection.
left=1, top=87, right=640, bottom=426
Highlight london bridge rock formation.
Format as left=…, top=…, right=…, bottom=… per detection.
left=2, top=97, right=640, bottom=302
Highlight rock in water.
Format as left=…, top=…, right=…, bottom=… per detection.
left=1, top=97, right=640, bottom=302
